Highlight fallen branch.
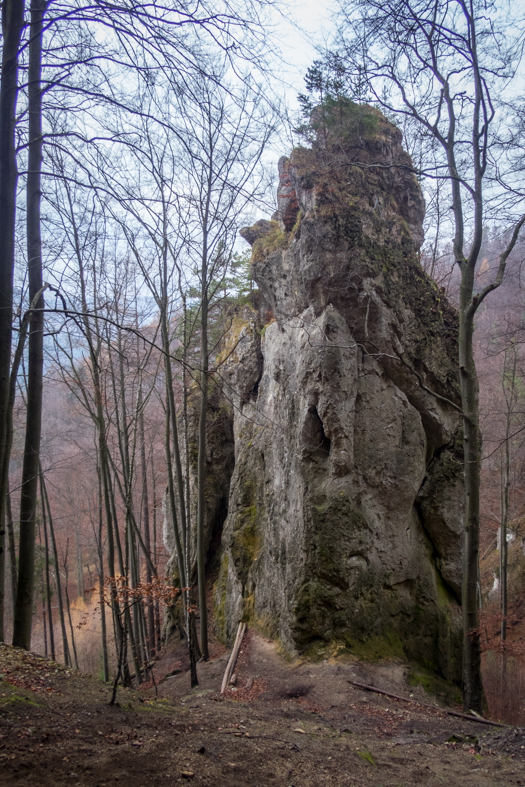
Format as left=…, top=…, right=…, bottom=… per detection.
left=347, top=679, right=508, bottom=728
left=221, top=622, right=247, bottom=694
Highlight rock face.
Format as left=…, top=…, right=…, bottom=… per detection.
left=216, top=104, right=464, bottom=680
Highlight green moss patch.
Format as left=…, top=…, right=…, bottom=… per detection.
left=346, top=631, right=405, bottom=662
left=355, top=747, right=376, bottom=766
left=231, top=505, right=261, bottom=586
left=408, top=667, right=462, bottom=706
left=0, top=689, right=41, bottom=708
left=251, top=221, right=289, bottom=264
left=213, top=553, right=230, bottom=641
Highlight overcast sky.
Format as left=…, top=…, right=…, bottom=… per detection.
left=271, top=0, right=337, bottom=111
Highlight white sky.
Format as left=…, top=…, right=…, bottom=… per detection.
left=269, top=0, right=337, bottom=111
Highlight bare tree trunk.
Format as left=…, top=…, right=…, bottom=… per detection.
left=500, top=429, right=509, bottom=694
left=128, top=524, right=145, bottom=677
left=107, top=468, right=133, bottom=686
left=13, top=0, right=45, bottom=650
left=164, top=398, right=198, bottom=687
left=0, top=0, right=25, bottom=642
left=500, top=347, right=516, bottom=648
left=63, top=550, right=79, bottom=670
left=76, top=532, right=84, bottom=601
left=1, top=309, right=36, bottom=635
left=102, top=459, right=126, bottom=680
left=459, top=296, right=484, bottom=714
left=42, top=597, right=47, bottom=657
left=6, top=484, right=17, bottom=615
left=140, top=411, right=155, bottom=656
left=110, top=609, right=129, bottom=706
left=41, top=473, right=55, bottom=662
left=99, top=568, right=109, bottom=681
left=42, top=472, right=71, bottom=666
left=151, top=461, right=161, bottom=654
left=197, top=281, right=209, bottom=660
left=500, top=438, right=509, bottom=645
left=499, top=347, right=516, bottom=695
left=96, top=461, right=109, bottom=681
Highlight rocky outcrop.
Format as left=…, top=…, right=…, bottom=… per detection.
left=215, top=103, right=464, bottom=680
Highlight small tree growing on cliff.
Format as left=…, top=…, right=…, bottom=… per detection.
left=327, top=0, right=525, bottom=712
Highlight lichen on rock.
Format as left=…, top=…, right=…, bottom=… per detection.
left=212, top=103, right=464, bottom=681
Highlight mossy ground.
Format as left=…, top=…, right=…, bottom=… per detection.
left=408, top=666, right=463, bottom=706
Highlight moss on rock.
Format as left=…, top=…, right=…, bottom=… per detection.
left=213, top=553, right=229, bottom=641
left=230, top=504, right=261, bottom=587
left=251, top=221, right=289, bottom=264
left=408, top=666, right=462, bottom=706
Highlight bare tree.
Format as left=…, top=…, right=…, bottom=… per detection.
left=0, top=0, right=25, bottom=643
left=13, top=0, right=46, bottom=650
left=177, top=72, right=274, bottom=659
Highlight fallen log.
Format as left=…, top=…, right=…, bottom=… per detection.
left=346, top=679, right=508, bottom=728
left=220, top=622, right=246, bottom=694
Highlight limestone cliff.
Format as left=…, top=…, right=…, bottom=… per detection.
left=213, top=104, right=463, bottom=679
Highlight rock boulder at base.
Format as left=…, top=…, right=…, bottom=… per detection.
left=215, top=102, right=464, bottom=681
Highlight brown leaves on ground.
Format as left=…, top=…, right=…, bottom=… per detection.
left=0, top=645, right=67, bottom=694
left=2, top=636, right=525, bottom=786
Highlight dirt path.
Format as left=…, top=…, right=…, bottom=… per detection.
left=1, top=637, right=524, bottom=786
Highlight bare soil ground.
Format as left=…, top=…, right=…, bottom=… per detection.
left=1, top=633, right=525, bottom=786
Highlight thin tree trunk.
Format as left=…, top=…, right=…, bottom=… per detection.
left=99, top=568, right=109, bottom=681
left=151, top=460, right=161, bottom=653
left=76, top=532, right=84, bottom=601
left=501, top=436, right=509, bottom=642
left=38, top=517, right=47, bottom=656
left=112, top=330, right=144, bottom=676
left=107, top=468, right=134, bottom=686
left=0, top=0, right=25, bottom=642
left=164, top=398, right=197, bottom=686
left=459, top=297, right=483, bottom=713
left=42, top=597, right=47, bottom=657
left=500, top=349, right=515, bottom=647
left=140, top=411, right=155, bottom=656
left=129, top=524, right=145, bottom=674
left=42, top=472, right=71, bottom=666
left=97, top=461, right=109, bottom=682
left=124, top=599, right=141, bottom=683
left=180, top=294, right=201, bottom=668
left=197, top=286, right=209, bottom=660
left=40, top=472, right=55, bottom=662
left=6, top=483, right=17, bottom=616
left=102, top=460, right=125, bottom=680
left=499, top=349, right=515, bottom=695
left=159, top=268, right=197, bottom=685
left=63, top=553, right=79, bottom=670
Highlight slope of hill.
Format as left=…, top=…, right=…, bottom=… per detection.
left=1, top=635, right=524, bottom=786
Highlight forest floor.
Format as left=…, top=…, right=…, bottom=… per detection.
left=1, top=633, right=525, bottom=787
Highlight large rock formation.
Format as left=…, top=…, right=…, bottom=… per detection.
left=215, top=104, right=464, bottom=680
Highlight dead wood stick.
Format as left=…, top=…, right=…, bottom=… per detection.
left=221, top=622, right=246, bottom=694
left=347, top=679, right=508, bottom=728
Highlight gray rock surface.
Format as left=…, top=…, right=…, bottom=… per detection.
left=217, top=104, right=464, bottom=680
